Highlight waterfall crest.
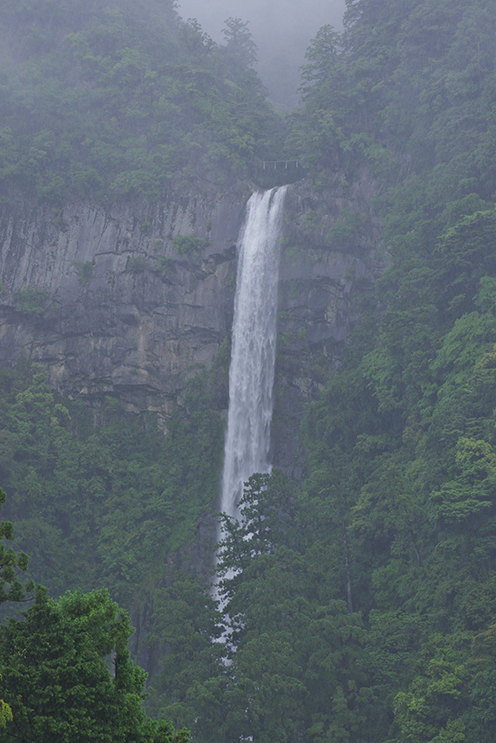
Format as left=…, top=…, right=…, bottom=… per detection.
left=220, top=186, right=287, bottom=521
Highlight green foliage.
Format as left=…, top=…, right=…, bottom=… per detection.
left=0, top=585, right=186, bottom=742
left=147, top=473, right=375, bottom=743
left=144, top=573, right=226, bottom=737
left=172, top=235, right=209, bottom=259
left=0, top=0, right=284, bottom=203
left=0, top=488, right=33, bottom=606
left=72, top=260, right=94, bottom=286
left=292, top=0, right=496, bottom=200
left=13, top=286, right=50, bottom=316
left=249, top=478, right=371, bottom=737
left=0, top=698, right=12, bottom=730
left=327, top=207, right=371, bottom=254
left=127, top=254, right=147, bottom=274
left=152, top=256, right=175, bottom=276
left=221, top=18, right=257, bottom=69
left=392, top=627, right=496, bottom=743
left=0, top=361, right=223, bottom=607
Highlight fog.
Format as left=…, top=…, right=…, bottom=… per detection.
left=176, top=0, right=346, bottom=110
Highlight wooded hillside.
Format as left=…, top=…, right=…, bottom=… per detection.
left=1, top=1, right=496, bottom=742
left=0, top=0, right=283, bottom=202
left=146, top=2, right=496, bottom=740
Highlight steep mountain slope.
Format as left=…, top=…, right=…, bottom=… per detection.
left=2, top=1, right=496, bottom=742
left=0, top=0, right=282, bottom=202
left=0, top=1, right=382, bottom=680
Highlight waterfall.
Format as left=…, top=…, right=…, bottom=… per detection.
left=220, top=186, right=287, bottom=523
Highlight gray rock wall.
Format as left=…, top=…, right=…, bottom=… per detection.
left=0, top=175, right=383, bottom=457
left=0, top=188, right=246, bottom=416
left=273, top=176, right=383, bottom=474
left=0, top=175, right=383, bottom=672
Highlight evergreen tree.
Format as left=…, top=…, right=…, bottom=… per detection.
left=0, top=488, right=33, bottom=605
left=0, top=586, right=189, bottom=743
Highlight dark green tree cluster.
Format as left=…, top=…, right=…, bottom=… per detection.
left=0, top=487, right=33, bottom=605
left=0, top=487, right=31, bottom=731
left=292, top=0, right=496, bottom=198
left=143, top=473, right=386, bottom=742
left=0, top=360, right=223, bottom=608
left=0, top=0, right=283, bottom=203
left=2, top=587, right=148, bottom=742
left=0, top=490, right=189, bottom=742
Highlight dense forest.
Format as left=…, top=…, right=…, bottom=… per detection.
left=2, top=0, right=496, bottom=741
left=0, top=0, right=284, bottom=202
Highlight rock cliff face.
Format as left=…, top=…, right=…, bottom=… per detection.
left=0, top=176, right=381, bottom=435
left=0, top=175, right=382, bottom=672
left=273, top=175, right=383, bottom=475
left=0, top=187, right=246, bottom=417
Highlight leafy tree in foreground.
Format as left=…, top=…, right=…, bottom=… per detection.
left=0, top=587, right=189, bottom=743
left=0, top=486, right=37, bottom=732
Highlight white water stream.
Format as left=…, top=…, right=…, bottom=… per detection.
left=220, top=186, right=287, bottom=523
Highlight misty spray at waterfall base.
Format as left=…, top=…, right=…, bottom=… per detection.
left=219, top=187, right=287, bottom=538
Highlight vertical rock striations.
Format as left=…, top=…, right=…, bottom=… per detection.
left=0, top=189, right=246, bottom=416
left=0, top=175, right=383, bottom=454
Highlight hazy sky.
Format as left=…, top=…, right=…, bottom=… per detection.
left=176, top=0, right=347, bottom=109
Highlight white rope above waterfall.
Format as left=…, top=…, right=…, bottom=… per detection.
left=261, top=160, right=300, bottom=170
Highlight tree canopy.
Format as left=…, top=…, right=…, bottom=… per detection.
left=0, top=487, right=33, bottom=605
left=0, top=585, right=190, bottom=743
left=0, top=0, right=284, bottom=202
left=2, top=1, right=496, bottom=742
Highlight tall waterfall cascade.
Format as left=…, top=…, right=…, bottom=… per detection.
left=220, top=186, right=288, bottom=523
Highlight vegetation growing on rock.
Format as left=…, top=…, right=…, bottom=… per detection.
left=1, top=0, right=496, bottom=741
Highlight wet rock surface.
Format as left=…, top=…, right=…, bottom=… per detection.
left=0, top=188, right=245, bottom=415
left=272, top=175, right=384, bottom=475
left=0, top=176, right=384, bottom=671
left=0, top=177, right=382, bottom=426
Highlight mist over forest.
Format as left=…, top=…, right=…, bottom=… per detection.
left=177, top=0, right=346, bottom=109
left=2, top=0, right=496, bottom=741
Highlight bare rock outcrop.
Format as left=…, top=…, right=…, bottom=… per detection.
left=0, top=175, right=383, bottom=671
left=0, top=175, right=383, bottom=459
left=0, top=188, right=246, bottom=415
